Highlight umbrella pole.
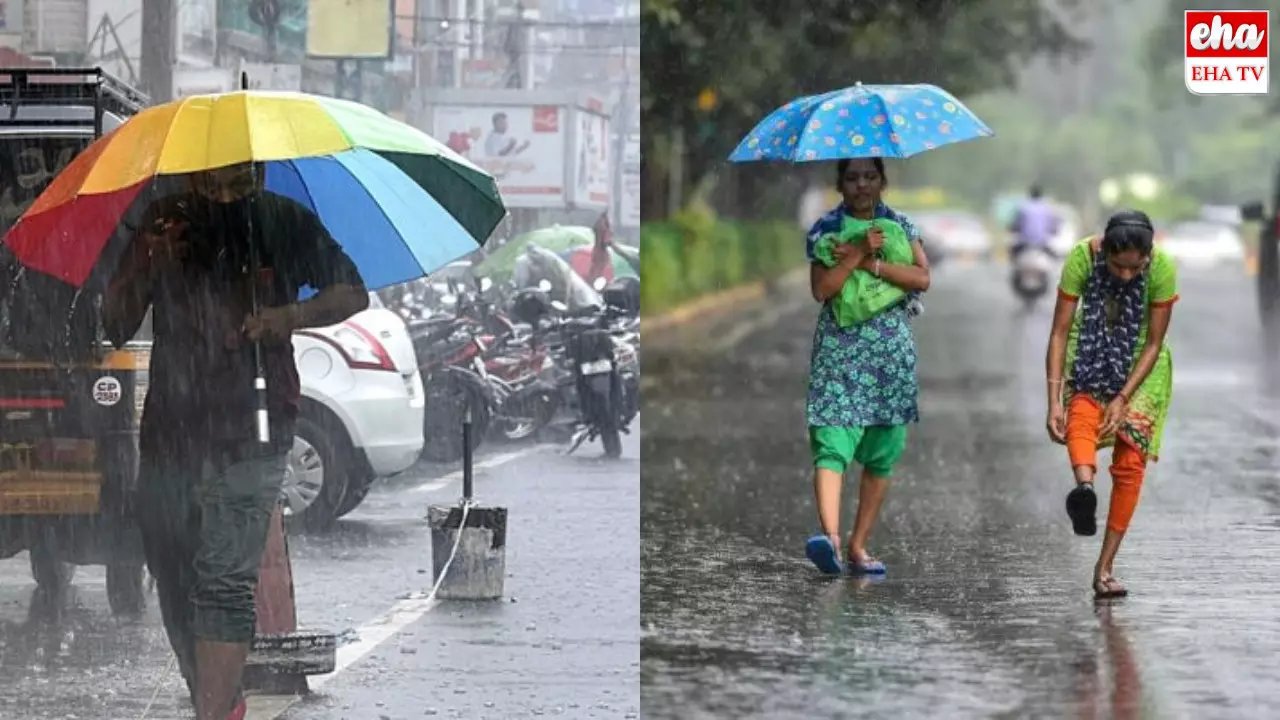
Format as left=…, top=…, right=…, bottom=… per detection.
left=238, top=71, right=269, bottom=445
left=249, top=170, right=269, bottom=445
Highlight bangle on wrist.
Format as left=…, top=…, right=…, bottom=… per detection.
left=873, top=258, right=882, bottom=277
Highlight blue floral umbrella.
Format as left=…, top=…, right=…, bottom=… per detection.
left=728, top=83, right=994, bottom=163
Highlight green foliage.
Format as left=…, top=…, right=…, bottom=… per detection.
left=640, top=218, right=800, bottom=316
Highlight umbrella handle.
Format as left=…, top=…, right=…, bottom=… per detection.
left=255, top=375, right=270, bottom=443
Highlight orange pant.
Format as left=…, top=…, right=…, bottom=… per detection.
left=1065, top=394, right=1147, bottom=534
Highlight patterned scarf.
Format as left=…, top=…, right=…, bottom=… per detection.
left=1072, top=250, right=1146, bottom=399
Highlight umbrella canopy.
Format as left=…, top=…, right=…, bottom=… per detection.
left=728, top=83, right=993, bottom=163
left=474, top=225, right=595, bottom=281
left=3, top=90, right=505, bottom=289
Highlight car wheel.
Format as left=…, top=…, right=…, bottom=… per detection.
left=283, top=416, right=350, bottom=531
left=332, top=472, right=376, bottom=519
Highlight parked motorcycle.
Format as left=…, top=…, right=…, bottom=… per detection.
left=412, top=301, right=496, bottom=463
left=413, top=277, right=563, bottom=460
left=513, top=274, right=637, bottom=459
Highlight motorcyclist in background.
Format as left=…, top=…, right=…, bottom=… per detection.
left=1009, top=184, right=1063, bottom=260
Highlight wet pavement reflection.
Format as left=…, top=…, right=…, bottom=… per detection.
left=642, top=263, right=1280, bottom=719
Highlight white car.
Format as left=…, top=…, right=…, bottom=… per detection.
left=1156, top=220, right=1245, bottom=269
left=914, top=210, right=994, bottom=260
left=287, top=293, right=424, bottom=528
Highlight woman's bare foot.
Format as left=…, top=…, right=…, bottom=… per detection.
left=1092, top=572, right=1127, bottom=599
left=847, top=546, right=887, bottom=574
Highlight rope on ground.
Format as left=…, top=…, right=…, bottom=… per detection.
left=137, top=498, right=474, bottom=720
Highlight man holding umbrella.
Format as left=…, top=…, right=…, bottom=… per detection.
left=2, top=83, right=505, bottom=719
left=104, top=162, right=368, bottom=720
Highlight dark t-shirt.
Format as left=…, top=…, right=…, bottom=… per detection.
left=127, top=192, right=361, bottom=456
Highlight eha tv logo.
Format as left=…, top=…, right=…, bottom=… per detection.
left=1185, top=10, right=1269, bottom=95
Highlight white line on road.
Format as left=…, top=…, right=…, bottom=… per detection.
left=408, top=447, right=541, bottom=494
left=246, top=446, right=539, bottom=720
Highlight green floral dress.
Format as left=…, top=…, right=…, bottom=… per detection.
left=805, top=203, right=921, bottom=427
left=1058, top=238, right=1178, bottom=460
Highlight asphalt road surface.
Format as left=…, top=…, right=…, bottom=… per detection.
left=0, top=431, right=639, bottom=720
left=642, top=259, right=1280, bottom=719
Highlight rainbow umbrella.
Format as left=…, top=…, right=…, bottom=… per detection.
left=2, top=90, right=505, bottom=290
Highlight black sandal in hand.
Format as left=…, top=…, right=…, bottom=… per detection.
left=1065, top=482, right=1097, bottom=536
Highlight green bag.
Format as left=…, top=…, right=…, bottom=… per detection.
left=811, top=216, right=914, bottom=327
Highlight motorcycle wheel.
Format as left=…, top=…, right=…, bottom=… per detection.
left=599, top=419, right=623, bottom=459
left=498, top=391, right=557, bottom=442
left=421, top=376, right=489, bottom=463
left=599, top=374, right=624, bottom=459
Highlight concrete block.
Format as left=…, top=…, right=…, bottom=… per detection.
left=427, top=503, right=507, bottom=600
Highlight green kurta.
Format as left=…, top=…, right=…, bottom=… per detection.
left=1058, top=238, right=1178, bottom=460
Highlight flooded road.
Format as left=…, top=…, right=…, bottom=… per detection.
left=642, top=261, right=1280, bottom=719
left=0, top=434, right=640, bottom=719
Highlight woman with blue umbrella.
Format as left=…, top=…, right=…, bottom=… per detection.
left=729, top=83, right=992, bottom=576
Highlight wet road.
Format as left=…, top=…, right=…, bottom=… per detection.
left=642, top=260, right=1280, bottom=719
left=0, top=433, right=639, bottom=719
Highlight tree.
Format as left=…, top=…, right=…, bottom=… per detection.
left=641, top=0, right=1091, bottom=219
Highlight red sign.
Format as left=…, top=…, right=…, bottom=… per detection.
left=532, top=106, right=559, bottom=133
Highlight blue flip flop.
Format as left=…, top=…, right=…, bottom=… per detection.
left=805, top=535, right=844, bottom=575
left=850, top=557, right=887, bottom=575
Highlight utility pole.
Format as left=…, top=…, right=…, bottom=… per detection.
left=503, top=3, right=527, bottom=89
left=140, top=0, right=176, bottom=101
left=249, top=0, right=282, bottom=63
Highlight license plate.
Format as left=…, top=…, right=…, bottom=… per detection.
left=580, top=359, right=612, bottom=375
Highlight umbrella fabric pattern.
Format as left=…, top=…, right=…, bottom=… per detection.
left=4, top=91, right=505, bottom=290
left=728, top=83, right=993, bottom=163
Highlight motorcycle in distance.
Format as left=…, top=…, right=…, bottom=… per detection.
left=1010, top=244, right=1059, bottom=310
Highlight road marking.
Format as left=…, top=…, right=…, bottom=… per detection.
left=408, top=447, right=543, bottom=494
left=247, top=446, right=539, bottom=719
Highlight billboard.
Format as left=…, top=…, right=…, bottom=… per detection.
left=307, top=0, right=392, bottom=58
left=570, top=107, right=610, bottom=209
left=433, top=104, right=566, bottom=208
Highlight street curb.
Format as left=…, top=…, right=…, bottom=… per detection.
left=643, top=267, right=807, bottom=334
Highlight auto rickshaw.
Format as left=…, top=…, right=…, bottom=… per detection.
left=0, top=67, right=151, bottom=615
